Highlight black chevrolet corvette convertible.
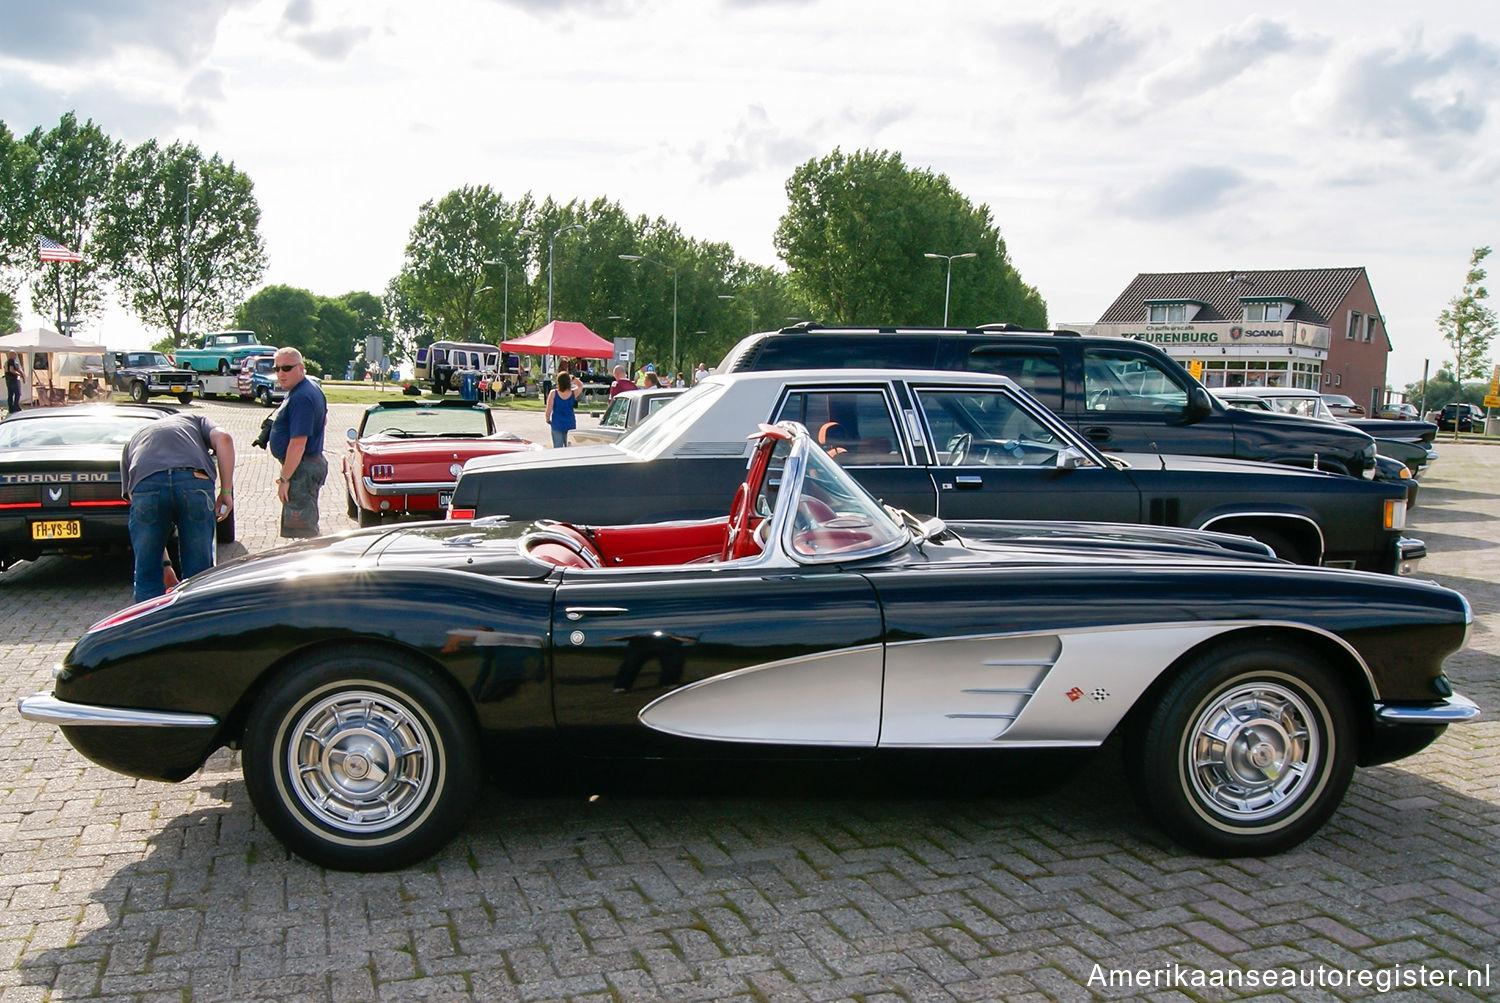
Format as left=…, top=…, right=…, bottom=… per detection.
left=20, top=423, right=1478, bottom=870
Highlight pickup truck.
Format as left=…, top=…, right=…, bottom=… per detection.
left=173, top=330, right=276, bottom=375
left=719, top=325, right=1380, bottom=479
left=103, top=351, right=197, bottom=404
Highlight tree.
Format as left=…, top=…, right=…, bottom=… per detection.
left=398, top=185, right=534, bottom=342
left=98, top=139, right=267, bottom=346
left=234, top=284, right=320, bottom=356
left=382, top=275, right=428, bottom=365
left=0, top=120, right=37, bottom=275
left=1437, top=246, right=1497, bottom=382
left=0, top=290, right=19, bottom=333
left=21, top=113, right=120, bottom=335
left=774, top=149, right=1047, bottom=329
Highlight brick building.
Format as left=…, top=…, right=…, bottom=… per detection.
left=1072, top=267, right=1390, bottom=412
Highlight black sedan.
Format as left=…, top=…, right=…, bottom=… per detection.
left=570, top=387, right=686, bottom=445
left=0, top=404, right=168, bottom=571
left=453, top=370, right=1422, bottom=575
left=18, top=422, right=1478, bottom=870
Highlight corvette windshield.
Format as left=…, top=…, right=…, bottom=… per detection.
left=787, top=432, right=907, bottom=560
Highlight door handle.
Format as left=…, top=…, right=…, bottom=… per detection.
left=564, top=606, right=628, bottom=621
left=1084, top=426, right=1110, bottom=443
left=954, top=475, right=983, bottom=489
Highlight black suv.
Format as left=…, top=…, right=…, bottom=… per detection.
left=1437, top=402, right=1485, bottom=433
left=718, top=325, right=1379, bottom=478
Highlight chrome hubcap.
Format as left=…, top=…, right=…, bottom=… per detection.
left=286, top=690, right=433, bottom=833
left=1187, top=681, right=1319, bottom=824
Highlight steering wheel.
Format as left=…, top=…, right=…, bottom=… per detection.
left=945, top=432, right=971, bottom=466
left=721, top=483, right=759, bottom=561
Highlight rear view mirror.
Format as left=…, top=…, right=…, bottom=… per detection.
left=1184, top=385, right=1213, bottom=423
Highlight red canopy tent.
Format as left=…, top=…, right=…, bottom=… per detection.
left=500, top=321, right=614, bottom=359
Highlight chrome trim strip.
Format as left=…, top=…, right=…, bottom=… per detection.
left=18, top=693, right=218, bottom=728
left=1375, top=693, right=1480, bottom=724
left=363, top=477, right=454, bottom=496
left=1197, top=511, right=1326, bottom=562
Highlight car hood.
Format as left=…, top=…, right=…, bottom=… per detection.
left=461, top=442, right=631, bottom=473
left=942, top=519, right=1281, bottom=565
left=355, top=435, right=539, bottom=460
left=120, top=364, right=192, bottom=375
left=1346, top=418, right=1438, bottom=443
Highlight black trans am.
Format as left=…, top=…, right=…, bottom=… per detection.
left=20, top=422, right=1478, bottom=870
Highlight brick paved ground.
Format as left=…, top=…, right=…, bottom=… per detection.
left=1, top=400, right=1495, bottom=1001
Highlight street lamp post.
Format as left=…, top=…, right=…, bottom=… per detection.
left=923, top=251, right=977, bottom=326
left=524, top=224, right=584, bottom=323
left=482, top=259, right=510, bottom=340
left=620, top=254, right=679, bottom=374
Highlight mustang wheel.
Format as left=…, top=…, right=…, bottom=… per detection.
left=358, top=506, right=382, bottom=528
left=242, top=650, right=481, bottom=870
left=1129, top=641, right=1354, bottom=857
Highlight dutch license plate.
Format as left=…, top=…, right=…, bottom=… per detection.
left=438, top=491, right=453, bottom=509
left=32, top=520, right=81, bottom=540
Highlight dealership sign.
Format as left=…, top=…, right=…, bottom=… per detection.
left=1074, top=322, right=1331, bottom=351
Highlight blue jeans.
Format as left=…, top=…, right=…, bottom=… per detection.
left=129, top=469, right=216, bottom=603
left=551, top=427, right=571, bottom=448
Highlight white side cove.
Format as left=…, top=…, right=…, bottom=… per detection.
left=880, top=624, right=1246, bottom=747
left=637, top=644, right=884, bottom=746
left=638, top=622, right=1366, bottom=749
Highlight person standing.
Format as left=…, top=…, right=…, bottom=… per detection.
left=268, top=347, right=328, bottom=537
left=544, top=371, right=579, bottom=448
left=121, top=413, right=235, bottom=602
left=4, top=352, right=21, bottom=413
left=608, top=364, right=637, bottom=399
left=693, top=362, right=709, bottom=384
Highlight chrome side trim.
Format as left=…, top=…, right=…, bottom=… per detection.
left=18, top=694, right=218, bottom=728
left=638, top=644, right=883, bottom=746
left=1197, top=511, right=1326, bottom=563
left=363, top=477, right=454, bottom=496
left=1375, top=693, right=1480, bottom=724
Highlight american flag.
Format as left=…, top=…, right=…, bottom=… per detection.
left=38, top=237, right=84, bottom=263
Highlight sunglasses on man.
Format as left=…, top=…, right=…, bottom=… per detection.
left=274, top=364, right=300, bottom=372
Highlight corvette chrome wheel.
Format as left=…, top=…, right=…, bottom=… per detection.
left=1129, top=640, right=1354, bottom=857
left=243, top=649, right=480, bottom=870
left=1184, top=681, right=1318, bottom=824
left=283, top=689, right=435, bottom=834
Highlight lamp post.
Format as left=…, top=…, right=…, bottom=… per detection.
left=182, top=162, right=199, bottom=342
left=524, top=224, right=584, bottom=323
left=923, top=251, right=977, bottom=326
left=481, top=259, right=511, bottom=340
left=620, top=254, right=678, bottom=375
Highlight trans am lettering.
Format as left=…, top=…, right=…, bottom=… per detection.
left=0, top=472, right=116, bottom=484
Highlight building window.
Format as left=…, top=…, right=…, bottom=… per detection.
left=1148, top=303, right=1191, bottom=323
left=1364, top=315, right=1376, bottom=343
left=1346, top=311, right=1361, bottom=340
left=1243, top=302, right=1287, bottom=322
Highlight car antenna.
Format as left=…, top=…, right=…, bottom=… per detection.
left=1150, top=442, right=1165, bottom=470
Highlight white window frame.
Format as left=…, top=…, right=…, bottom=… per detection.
left=1347, top=311, right=1361, bottom=340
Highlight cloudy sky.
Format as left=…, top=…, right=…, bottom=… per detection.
left=2, top=0, right=1497, bottom=386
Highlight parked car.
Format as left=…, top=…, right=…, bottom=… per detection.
left=104, top=351, right=196, bottom=404
left=18, top=421, right=1478, bottom=870
left=570, top=387, right=686, bottom=446
left=1214, top=386, right=1437, bottom=479
left=1378, top=402, right=1420, bottom=421
left=1320, top=393, right=1365, bottom=418
left=0, top=403, right=235, bottom=571
left=718, top=325, right=1380, bottom=478
left=1437, top=402, right=1486, bottom=433
left=453, top=370, right=1423, bottom=575
left=244, top=356, right=287, bottom=407
left=342, top=400, right=540, bottom=527
left=1227, top=387, right=1436, bottom=445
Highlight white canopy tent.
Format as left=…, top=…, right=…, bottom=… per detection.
left=0, top=328, right=110, bottom=406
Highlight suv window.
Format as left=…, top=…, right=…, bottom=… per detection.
left=1082, top=348, right=1188, bottom=414
left=962, top=346, right=1064, bottom=411
left=774, top=389, right=903, bottom=465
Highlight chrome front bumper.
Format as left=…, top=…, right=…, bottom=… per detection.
left=18, top=693, right=218, bottom=728
left=1375, top=692, right=1480, bottom=724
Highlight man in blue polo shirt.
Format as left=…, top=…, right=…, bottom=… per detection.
left=268, top=347, right=328, bottom=537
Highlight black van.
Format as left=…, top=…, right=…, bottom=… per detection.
left=718, top=324, right=1378, bottom=478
